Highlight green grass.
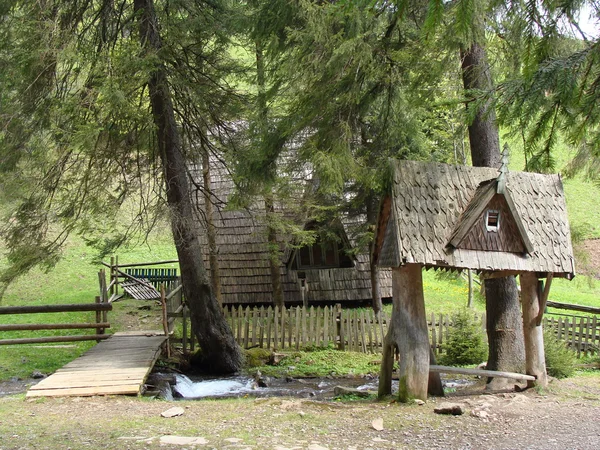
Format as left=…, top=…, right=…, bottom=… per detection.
left=256, top=348, right=381, bottom=378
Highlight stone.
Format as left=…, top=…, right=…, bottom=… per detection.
left=31, top=371, right=45, bottom=379
left=471, top=409, right=490, bottom=419
left=307, top=444, right=329, bottom=450
left=333, top=386, right=375, bottom=398
left=224, top=438, right=243, bottom=443
left=160, top=406, right=184, bottom=418
left=159, top=436, right=208, bottom=445
left=371, top=418, right=384, bottom=431
left=433, top=403, right=465, bottom=416
left=414, top=399, right=425, bottom=406
left=270, top=352, right=287, bottom=365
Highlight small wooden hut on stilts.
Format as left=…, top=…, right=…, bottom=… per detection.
left=373, top=158, right=575, bottom=401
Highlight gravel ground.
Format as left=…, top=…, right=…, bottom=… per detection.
left=1, top=374, right=599, bottom=449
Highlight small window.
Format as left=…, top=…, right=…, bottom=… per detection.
left=485, top=210, right=500, bottom=232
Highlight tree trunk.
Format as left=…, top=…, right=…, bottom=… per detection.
left=135, top=0, right=242, bottom=373
left=461, top=42, right=525, bottom=387
left=366, top=193, right=382, bottom=314
left=385, top=264, right=429, bottom=402
left=520, top=273, right=548, bottom=387
left=265, top=196, right=284, bottom=308
left=255, top=40, right=284, bottom=308
left=202, top=147, right=222, bottom=305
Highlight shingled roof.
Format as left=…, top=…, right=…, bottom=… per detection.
left=374, top=160, right=575, bottom=278
left=192, top=156, right=392, bottom=305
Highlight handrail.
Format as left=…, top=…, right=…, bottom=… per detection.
left=0, top=303, right=112, bottom=315
left=102, top=259, right=179, bottom=269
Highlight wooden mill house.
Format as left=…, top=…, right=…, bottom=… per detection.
left=373, top=158, right=575, bottom=400
left=191, top=156, right=392, bottom=306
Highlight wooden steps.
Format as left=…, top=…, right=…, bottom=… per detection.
left=26, top=332, right=166, bottom=398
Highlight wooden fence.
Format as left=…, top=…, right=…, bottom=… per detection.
left=217, top=306, right=599, bottom=357
left=0, top=299, right=112, bottom=345
left=167, top=298, right=600, bottom=358
left=545, top=315, right=600, bottom=357
left=219, top=306, right=489, bottom=355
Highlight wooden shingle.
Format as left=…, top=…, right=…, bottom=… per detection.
left=192, top=155, right=392, bottom=304
left=374, top=160, right=575, bottom=278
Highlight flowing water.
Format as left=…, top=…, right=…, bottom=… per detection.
left=151, top=373, right=476, bottom=400
left=171, top=374, right=383, bottom=400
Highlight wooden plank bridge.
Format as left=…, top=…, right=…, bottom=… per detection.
left=26, top=331, right=167, bottom=398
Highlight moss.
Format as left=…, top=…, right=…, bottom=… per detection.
left=245, top=348, right=272, bottom=368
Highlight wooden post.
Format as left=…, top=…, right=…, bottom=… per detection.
left=336, top=303, right=344, bottom=351
left=110, top=256, right=115, bottom=298
left=160, top=284, right=171, bottom=358
left=388, top=264, right=429, bottom=402
left=520, top=272, right=548, bottom=387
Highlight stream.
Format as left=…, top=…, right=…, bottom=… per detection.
left=150, top=373, right=475, bottom=401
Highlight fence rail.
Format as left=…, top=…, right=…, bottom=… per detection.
left=0, top=298, right=111, bottom=346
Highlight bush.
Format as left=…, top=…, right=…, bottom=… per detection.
left=438, top=308, right=488, bottom=366
left=544, top=326, right=577, bottom=379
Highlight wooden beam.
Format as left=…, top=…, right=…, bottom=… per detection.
left=102, top=260, right=179, bottom=269
left=0, top=334, right=111, bottom=346
left=430, top=365, right=535, bottom=381
left=536, top=273, right=553, bottom=326
left=0, top=303, right=112, bottom=315
left=0, top=323, right=110, bottom=331
left=546, top=300, right=600, bottom=315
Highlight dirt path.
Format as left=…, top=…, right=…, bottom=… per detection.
left=1, top=374, right=600, bottom=449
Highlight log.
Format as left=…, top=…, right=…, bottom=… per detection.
left=0, top=334, right=111, bottom=345
left=102, top=259, right=179, bottom=269
left=429, top=365, right=535, bottom=381
left=0, top=323, right=110, bottom=331
left=546, top=300, right=600, bottom=315
left=0, top=303, right=112, bottom=315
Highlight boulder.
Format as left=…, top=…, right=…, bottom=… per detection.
left=433, top=402, right=465, bottom=416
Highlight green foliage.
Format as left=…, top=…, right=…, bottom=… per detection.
left=544, top=326, right=577, bottom=379
left=438, top=308, right=488, bottom=366
left=257, top=349, right=378, bottom=378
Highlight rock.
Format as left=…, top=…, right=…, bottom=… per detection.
left=254, top=370, right=270, bottom=388
left=270, top=352, right=287, bottom=365
left=159, top=436, right=208, bottom=445
left=371, top=418, right=384, bottom=431
left=160, top=407, right=184, bottom=418
left=471, top=409, right=490, bottom=419
left=307, top=444, right=329, bottom=450
left=333, top=386, right=375, bottom=398
left=433, top=403, right=465, bottom=416
left=414, top=399, right=425, bottom=406
left=224, top=437, right=243, bottom=443
left=31, top=371, right=45, bottom=379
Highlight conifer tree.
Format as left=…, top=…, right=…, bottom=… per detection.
left=0, top=0, right=243, bottom=372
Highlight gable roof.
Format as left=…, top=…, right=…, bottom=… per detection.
left=447, top=178, right=534, bottom=254
left=374, top=159, right=575, bottom=278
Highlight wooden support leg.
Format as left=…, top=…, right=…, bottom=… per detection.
left=394, top=264, right=429, bottom=402
left=520, top=272, right=548, bottom=388
left=378, top=321, right=396, bottom=398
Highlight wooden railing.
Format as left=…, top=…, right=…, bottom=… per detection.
left=0, top=299, right=112, bottom=345
left=102, top=257, right=179, bottom=302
